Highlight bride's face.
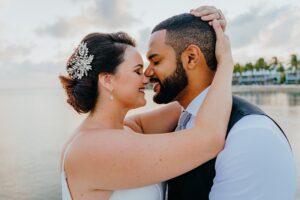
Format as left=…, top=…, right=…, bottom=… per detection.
left=112, top=46, right=149, bottom=109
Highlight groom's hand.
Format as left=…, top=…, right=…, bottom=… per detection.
left=190, top=6, right=227, bottom=32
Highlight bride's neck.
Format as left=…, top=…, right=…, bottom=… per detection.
left=86, top=99, right=129, bottom=130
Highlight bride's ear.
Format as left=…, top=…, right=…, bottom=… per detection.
left=98, top=73, right=114, bottom=92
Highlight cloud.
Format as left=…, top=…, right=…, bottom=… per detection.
left=70, top=0, right=88, bottom=2
left=0, top=60, right=62, bottom=76
left=0, top=21, right=4, bottom=31
left=0, top=43, right=35, bottom=61
left=0, top=44, right=65, bottom=77
left=93, top=0, right=139, bottom=28
left=35, top=17, right=85, bottom=38
left=0, top=0, right=11, bottom=9
left=0, top=67, right=62, bottom=89
left=36, top=0, right=139, bottom=38
left=261, top=8, right=300, bottom=50
left=136, top=27, right=151, bottom=55
left=227, top=5, right=293, bottom=48
left=227, top=5, right=300, bottom=63
left=0, top=57, right=66, bottom=89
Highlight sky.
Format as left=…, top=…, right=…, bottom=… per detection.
left=0, top=0, right=299, bottom=88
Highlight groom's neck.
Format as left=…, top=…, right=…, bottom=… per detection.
left=177, top=84, right=208, bottom=109
left=177, top=72, right=214, bottom=109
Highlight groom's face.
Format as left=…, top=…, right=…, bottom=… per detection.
left=145, top=30, right=188, bottom=104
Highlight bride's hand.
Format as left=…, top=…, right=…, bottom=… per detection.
left=190, top=6, right=227, bottom=31
left=212, top=19, right=233, bottom=68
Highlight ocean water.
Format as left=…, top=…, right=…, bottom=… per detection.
left=0, top=88, right=299, bottom=199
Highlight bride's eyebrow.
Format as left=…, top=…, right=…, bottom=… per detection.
left=133, top=64, right=143, bottom=69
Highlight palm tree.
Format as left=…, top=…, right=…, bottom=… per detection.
left=271, top=56, right=285, bottom=72
left=272, top=56, right=279, bottom=65
left=245, top=62, right=254, bottom=72
left=234, top=63, right=243, bottom=74
left=267, top=56, right=284, bottom=84
left=270, top=56, right=279, bottom=71
left=255, top=57, right=269, bottom=71
left=289, top=54, right=300, bottom=71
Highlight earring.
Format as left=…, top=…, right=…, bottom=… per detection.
left=109, top=94, right=114, bottom=100
left=109, top=89, right=114, bottom=100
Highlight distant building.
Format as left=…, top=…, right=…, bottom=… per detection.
left=233, top=69, right=281, bottom=85
left=286, top=69, right=300, bottom=84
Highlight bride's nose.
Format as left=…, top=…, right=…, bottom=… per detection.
left=142, top=74, right=149, bottom=84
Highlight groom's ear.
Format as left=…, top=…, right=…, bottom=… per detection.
left=181, top=44, right=202, bottom=70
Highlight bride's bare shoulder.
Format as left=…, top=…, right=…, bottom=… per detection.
left=65, top=128, right=135, bottom=159
left=63, top=128, right=140, bottom=177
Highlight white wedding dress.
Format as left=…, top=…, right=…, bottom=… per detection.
left=61, top=142, right=164, bottom=200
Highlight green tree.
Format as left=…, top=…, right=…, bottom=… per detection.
left=270, top=56, right=279, bottom=70
left=289, top=54, right=300, bottom=71
left=255, top=57, right=268, bottom=71
left=277, top=64, right=285, bottom=73
left=234, top=63, right=243, bottom=74
left=272, top=56, right=279, bottom=65
left=245, top=62, right=254, bottom=72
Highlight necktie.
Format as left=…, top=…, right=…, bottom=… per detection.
left=175, top=110, right=192, bottom=131
left=165, top=110, right=192, bottom=199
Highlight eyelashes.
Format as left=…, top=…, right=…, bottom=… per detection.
left=135, top=70, right=143, bottom=75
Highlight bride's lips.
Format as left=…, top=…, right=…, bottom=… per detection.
left=139, top=87, right=145, bottom=94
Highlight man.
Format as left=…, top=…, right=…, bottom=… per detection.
left=144, top=7, right=297, bottom=200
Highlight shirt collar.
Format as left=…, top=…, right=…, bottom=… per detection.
left=185, top=86, right=210, bottom=117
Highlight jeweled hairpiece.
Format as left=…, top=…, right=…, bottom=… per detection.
left=67, top=42, right=94, bottom=80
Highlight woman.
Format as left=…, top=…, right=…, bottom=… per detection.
left=60, top=16, right=233, bottom=200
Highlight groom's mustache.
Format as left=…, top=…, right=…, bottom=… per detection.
left=149, top=77, right=161, bottom=84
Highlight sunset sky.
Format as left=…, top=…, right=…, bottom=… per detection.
left=0, top=0, right=299, bottom=88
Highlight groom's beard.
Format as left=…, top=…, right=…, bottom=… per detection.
left=153, top=60, right=188, bottom=104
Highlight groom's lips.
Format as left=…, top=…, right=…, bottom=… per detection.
left=153, top=83, right=161, bottom=93
left=149, top=77, right=161, bottom=93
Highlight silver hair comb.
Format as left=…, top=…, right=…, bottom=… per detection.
left=67, top=42, right=94, bottom=79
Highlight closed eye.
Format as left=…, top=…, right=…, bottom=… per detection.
left=135, top=70, right=143, bottom=75
left=153, top=61, right=160, bottom=65
left=133, top=64, right=144, bottom=75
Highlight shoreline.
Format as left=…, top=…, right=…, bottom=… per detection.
left=232, top=85, right=300, bottom=93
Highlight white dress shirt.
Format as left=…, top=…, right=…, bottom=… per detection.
left=184, top=86, right=297, bottom=200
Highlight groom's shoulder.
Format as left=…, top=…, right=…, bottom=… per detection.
left=228, top=95, right=283, bottom=137
left=231, top=95, right=264, bottom=115
left=230, top=114, right=275, bottom=133
left=226, top=95, right=267, bottom=132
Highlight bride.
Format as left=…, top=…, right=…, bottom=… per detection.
left=59, top=9, right=233, bottom=200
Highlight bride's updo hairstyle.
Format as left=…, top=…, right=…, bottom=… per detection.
left=59, top=32, right=136, bottom=114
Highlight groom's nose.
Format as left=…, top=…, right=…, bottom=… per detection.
left=144, top=65, right=154, bottom=77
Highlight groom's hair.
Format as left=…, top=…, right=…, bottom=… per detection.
left=152, top=13, right=217, bottom=71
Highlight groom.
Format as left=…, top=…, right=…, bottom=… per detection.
left=144, top=7, right=297, bottom=200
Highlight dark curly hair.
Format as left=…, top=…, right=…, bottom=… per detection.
left=59, top=32, right=136, bottom=113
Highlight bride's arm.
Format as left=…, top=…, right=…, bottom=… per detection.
left=124, top=102, right=182, bottom=134
left=66, top=20, right=233, bottom=190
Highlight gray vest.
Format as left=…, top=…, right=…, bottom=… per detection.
left=167, top=95, right=290, bottom=200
